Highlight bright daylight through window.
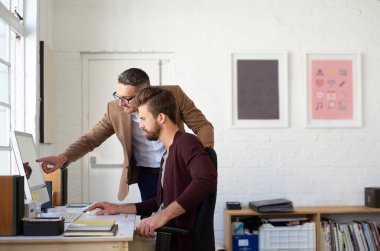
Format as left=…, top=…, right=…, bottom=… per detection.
left=0, top=0, right=24, bottom=175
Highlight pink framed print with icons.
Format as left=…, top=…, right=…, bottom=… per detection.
left=306, top=53, right=362, bottom=127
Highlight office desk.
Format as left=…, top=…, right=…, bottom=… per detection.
left=0, top=213, right=136, bottom=251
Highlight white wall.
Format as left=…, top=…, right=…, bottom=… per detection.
left=38, top=0, right=55, bottom=157
left=47, top=0, right=380, bottom=244
left=24, top=0, right=38, bottom=139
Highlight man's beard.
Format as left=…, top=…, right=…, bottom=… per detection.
left=144, top=126, right=161, bottom=141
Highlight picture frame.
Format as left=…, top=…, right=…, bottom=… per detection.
left=231, top=52, right=288, bottom=128
left=305, top=52, right=362, bottom=127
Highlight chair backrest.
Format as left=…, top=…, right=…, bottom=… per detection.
left=194, top=147, right=218, bottom=251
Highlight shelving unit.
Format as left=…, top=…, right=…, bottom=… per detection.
left=224, top=206, right=380, bottom=251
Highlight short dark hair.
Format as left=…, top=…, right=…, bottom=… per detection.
left=135, top=87, right=177, bottom=123
left=118, top=68, right=150, bottom=88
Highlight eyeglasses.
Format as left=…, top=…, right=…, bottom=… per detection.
left=113, top=91, right=135, bottom=104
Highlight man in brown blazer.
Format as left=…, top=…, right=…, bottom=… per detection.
left=37, top=68, right=214, bottom=201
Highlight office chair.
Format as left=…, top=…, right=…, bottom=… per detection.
left=155, top=147, right=218, bottom=251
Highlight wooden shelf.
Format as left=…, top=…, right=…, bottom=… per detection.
left=224, top=206, right=380, bottom=251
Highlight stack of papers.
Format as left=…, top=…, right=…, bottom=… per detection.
left=64, top=220, right=118, bottom=237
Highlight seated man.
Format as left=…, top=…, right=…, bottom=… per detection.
left=88, top=87, right=217, bottom=251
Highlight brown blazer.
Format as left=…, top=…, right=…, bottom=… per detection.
left=62, top=85, right=214, bottom=201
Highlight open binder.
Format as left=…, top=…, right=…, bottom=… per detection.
left=249, top=198, right=294, bottom=213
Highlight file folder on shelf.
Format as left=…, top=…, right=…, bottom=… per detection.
left=249, top=198, right=294, bottom=213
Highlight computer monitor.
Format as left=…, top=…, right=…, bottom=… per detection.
left=10, top=131, right=50, bottom=206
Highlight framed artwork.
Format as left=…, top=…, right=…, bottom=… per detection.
left=231, top=52, right=288, bottom=128
left=306, top=53, right=362, bottom=127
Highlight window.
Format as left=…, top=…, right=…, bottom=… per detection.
left=0, top=0, right=24, bottom=175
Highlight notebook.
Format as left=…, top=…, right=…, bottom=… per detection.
left=64, top=220, right=117, bottom=237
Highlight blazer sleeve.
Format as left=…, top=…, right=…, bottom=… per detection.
left=173, top=85, right=214, bottom=148
left=61, top=102, right=115, bottom=164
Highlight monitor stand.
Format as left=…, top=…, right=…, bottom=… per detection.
left=41, top=181, right=53, bottom=211
left=42, top=167, right=68, bottom=206
left=60, top=167, right=68, bottom=205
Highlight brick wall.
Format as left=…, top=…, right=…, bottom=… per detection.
left=39, top=0, right=380, bottom=244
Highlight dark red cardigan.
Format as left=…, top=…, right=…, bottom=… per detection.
left=135, top=131, right=217, bottom=251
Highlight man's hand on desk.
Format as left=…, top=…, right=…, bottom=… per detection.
left=87, top=202, right=136, bottom=215
left=36, top=155, right=68, bottom=174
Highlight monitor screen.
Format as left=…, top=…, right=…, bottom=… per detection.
left=10, top=131, right=50, bottom=205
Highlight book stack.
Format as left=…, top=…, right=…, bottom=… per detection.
left=321, top=219, right=380, bottom=251
left=64, top=220, right=118, bottom=237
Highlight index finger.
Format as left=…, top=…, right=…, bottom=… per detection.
left=87, top=202, right=103, bottom=211
left=36, top=157, right=50, bottom=162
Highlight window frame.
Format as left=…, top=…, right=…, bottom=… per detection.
left=0, top=0, right=24, bottom=175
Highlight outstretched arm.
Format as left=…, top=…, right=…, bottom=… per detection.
left=37, top=102, right=117, bottom=174
left=87, top=201, right=137, bottom=215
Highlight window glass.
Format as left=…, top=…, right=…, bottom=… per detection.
left=11, top=0, right=23, bottom=20
left=0, top=150, right=11, bottom=175
left=0, top=0, right=10, bottom=9
left=0, top=62, right=9, bottom=103
left=0, top=18, right=9, bottom=60
left=0, top=106, right=10, bottom=146
left=0, top=0, right=25, bottom=175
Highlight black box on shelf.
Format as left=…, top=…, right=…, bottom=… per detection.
left=365, top=187, right=380, bottom=208
left=226, top=201, right=241, bottom=210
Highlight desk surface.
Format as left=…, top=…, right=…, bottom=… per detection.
left=0, top=207, right=135, bottom=243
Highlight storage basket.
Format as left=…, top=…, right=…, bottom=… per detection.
left=259, top=222, right=316, bottom=251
